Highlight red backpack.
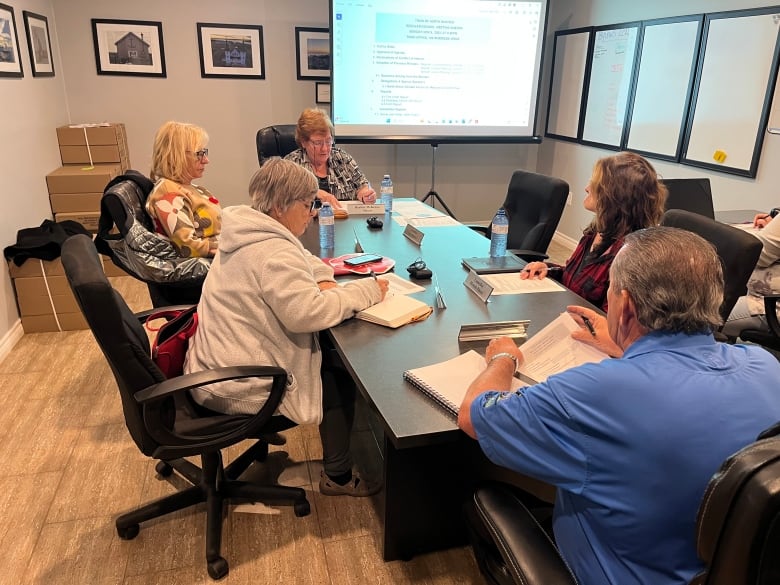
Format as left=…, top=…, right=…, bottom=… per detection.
left=148, top=306, right=198, bottom=378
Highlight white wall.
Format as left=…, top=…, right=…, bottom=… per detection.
left=542, top=0, right=780, bottom=241
left=3, top=0, right=780, bottom=348
left=51, top=0, right=533, bottom=222
left=0, top=0, right=67, bottom=345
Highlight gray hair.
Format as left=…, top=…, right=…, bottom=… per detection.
left=248, top=157, right=318, bottom=214
left=611, top=226, right=723, bottom=333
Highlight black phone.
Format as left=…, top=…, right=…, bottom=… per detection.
left=343, top=253, right=383, bottom=266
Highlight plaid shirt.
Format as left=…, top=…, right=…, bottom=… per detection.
left=550, top=231, right=623, bottom=312
left=285, top=147, right=368, bottom=200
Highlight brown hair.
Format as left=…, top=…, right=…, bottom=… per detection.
left=294, top=108, right=334, bottom=145
left=587, top=152, right=667, bottom=247
left=150, top=121, right=208, bottom=183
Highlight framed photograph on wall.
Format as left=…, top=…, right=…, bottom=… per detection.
left=91, top=18, right=166, bottom=77
left=197, top=22, right=265, bottom=79
left=0, top=3, right=24, bottom=78
left=295, top=26, right=330, bottom=80
left=22, top=11, right=54, bottom=77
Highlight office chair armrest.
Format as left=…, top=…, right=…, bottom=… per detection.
left=467, top=225, right=490, bottom=238
left=470, top=484, right=577, bottom=585
left=763, top=294, right=780, bottom=337
left=136, top=366, right=286, bottom=403
left=507, top=249, right=548, bottom=262
left=135, top=305, right=196, bottom=323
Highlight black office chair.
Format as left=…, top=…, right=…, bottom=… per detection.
left=470, top=170, right=570, bottom=261
left=738, top=294, right=780, bottom=351
left=465, top=428, right=780, bottom=585
left=661, top=209, right=762, bottom=328
left=662, top=178, right=716, bottom=219
left=256, top=124, right=298, bottom=165
left=95, top=170, right=209, bottom=307
left=61, top=234, right=310, bottom=580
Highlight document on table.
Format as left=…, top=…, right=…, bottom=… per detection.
left=380, top=272, right=426, bottom=294
left=480, top=273, right=565, bottom=295
left=518, top=312, right=609, bottom=383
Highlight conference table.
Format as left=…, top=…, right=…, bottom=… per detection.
left=300, top=200, right=594, bottom=561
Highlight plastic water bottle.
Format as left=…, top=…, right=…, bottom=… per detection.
left=380, top=174, right=393, bottom=212
left=489, top=208, right=509, bottom=258
left=319, top=202, right=335, bottom=250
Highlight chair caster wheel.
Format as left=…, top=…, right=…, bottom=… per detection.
left=207, top=556, right=229, bottom=579
left=294, top=500, right=311, bottom=517
left=155, top=461, right=173, bottom=477
left=117, top=523, right=139, bottom=540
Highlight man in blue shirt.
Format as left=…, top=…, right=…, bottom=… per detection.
left=459, top=226, right=780, bottom=585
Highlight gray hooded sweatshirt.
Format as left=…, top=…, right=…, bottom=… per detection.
left=184, top=205, right=382, bottom=423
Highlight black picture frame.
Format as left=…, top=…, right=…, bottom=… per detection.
left=91, top=18, right=166, bottom=77
left=22, top=10, right=54, bottom=77
left=295, top=26, right=329, bottom=80
left=0, top=3, right=24, bottom=78
left=196, top=22, right=265, bottom=79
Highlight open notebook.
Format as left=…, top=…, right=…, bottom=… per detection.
left=356, top=293, right=433, bottom=328
left=403, top=350, right=525, bottom=416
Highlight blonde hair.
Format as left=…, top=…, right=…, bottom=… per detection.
left=249, top=157, right=318, bottom=215
left=294, top=108, right=334, bottom=145
left=150, top=121, right=208, bottom=183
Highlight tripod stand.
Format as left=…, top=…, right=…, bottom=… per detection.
left=421, top=144, right=456, bottom=219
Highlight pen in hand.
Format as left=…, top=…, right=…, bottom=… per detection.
left=369, top=269, right=377, bottom=281
left=581, top=315, right=597, bottom=337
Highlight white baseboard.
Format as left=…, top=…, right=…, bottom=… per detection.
left=0, top=320, right=24, bottom=364
left=552, top=231, right=578, bottom=251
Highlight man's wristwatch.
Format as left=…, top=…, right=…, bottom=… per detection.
left=489, top=352, right=518, bottom=368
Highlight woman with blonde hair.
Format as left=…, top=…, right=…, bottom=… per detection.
left=521, top=152, right=667, bottom=310
left=146, top=121, right=222, bottom=257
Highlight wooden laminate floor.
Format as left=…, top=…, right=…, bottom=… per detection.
left=2, top=238, right=574, bottom=585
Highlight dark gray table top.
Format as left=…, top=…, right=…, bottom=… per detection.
left=302, top=205, right=591, bottom=449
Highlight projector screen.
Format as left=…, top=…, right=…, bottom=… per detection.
left=330, top=0, right=549, bottom=143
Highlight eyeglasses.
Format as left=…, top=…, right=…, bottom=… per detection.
left=309, top=140, right=335, bottom=149
left=190, top=148, right=209, bottom=161
left=309, top=197, right=323, bottom=213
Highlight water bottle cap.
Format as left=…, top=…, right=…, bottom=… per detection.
left=383, top=174, right=390, bottom=179
left=322, top=202, right=331, bottom=207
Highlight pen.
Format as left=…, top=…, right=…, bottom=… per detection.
left=581, top=315, right=597, bottom=337
left=369, top=269, right=377, bottom=281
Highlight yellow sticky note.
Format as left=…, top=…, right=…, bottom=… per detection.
left=713, top=150, right=727, bottom=163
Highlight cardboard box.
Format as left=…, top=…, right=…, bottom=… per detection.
left=49, top=192, right=103, bottom=213
left=46, top=164, right=122, bottom=194
left=54, top=211, right=100, bottom=232
left=102, top=259, right=129, bottom=277
left=21, top=313, right=88, bottom=333
left=59, top=145, right=126, bottom=165
left=56, top=123, right=126, bottom=146
left=8, top=257, right=67, bottom=278
left=13, top=276, right=80, bottom=316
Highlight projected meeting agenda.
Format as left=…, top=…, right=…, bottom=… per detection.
left=331, top=0, right=549, bottom=142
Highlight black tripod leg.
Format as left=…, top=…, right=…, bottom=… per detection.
left=422, top=190, right=456, bottom=220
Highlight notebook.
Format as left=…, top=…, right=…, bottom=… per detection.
left=461, top=254, right=525, bottom=274
left=403, top=350, right=525, bottom=416
left=356, top=293, right=433, bottom=328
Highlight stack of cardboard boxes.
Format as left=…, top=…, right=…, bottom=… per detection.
left=11, top=123, right=135, bottom=333
left=46, top=123, right=130, bottom=233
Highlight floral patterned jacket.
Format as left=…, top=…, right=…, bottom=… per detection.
left=145, top=178, right=222, bottom=258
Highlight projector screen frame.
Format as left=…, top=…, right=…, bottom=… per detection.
left=328, top=0, right=550, bottom=145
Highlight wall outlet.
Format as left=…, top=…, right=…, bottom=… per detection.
left=567, top=191, right=573, bottom=206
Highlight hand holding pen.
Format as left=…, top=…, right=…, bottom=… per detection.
left=566, top=305, right=624, bottom=358
left=369, top=270, right=390, bottom=300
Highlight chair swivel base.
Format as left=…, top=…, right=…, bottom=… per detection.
left=116, top=443, right=310, bottom=580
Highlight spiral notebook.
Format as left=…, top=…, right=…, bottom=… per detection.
left=403, top=350, right=524, bottom=416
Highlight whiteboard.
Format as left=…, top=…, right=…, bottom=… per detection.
left=546, top=28, right=591, bottom=141
left=683, top=8, right=780, bottom=177
left=626, top=17, right=702, bottom=160
left=582, top=23, right=640, bottom=148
